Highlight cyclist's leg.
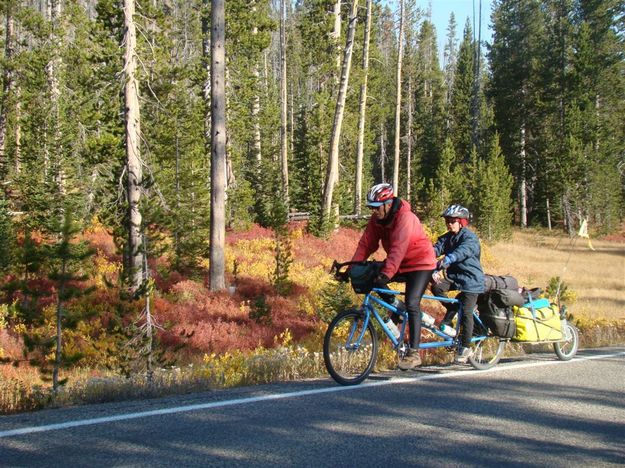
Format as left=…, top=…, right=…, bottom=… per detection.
left=404, top=270, right=434, bottom=348
left=430, top=278, right=456, bottom=325
left=459, top=292, right=479, bottom=347
left=394, top=269, right=433, bottom=370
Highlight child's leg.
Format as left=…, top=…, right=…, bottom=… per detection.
left=460, top=292, right=479, bottom=347
left=430, top=278, right=456, bottom=324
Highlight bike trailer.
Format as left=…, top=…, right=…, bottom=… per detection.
left=512, top=299, right=563, bottom=342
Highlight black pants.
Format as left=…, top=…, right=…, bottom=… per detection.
left=385, top=269, right=434, bottom=349
left=430, top=278, right=478, bottom=348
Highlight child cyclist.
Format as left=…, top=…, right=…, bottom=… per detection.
left=350, top=183, right=436, bottom=370
left=431, top=204, right=485, bottom=364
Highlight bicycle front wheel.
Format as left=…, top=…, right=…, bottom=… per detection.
left=469, top=337, right=506, bottom=370
left=553, top=322, right=579, bottom=361
left=323, top=308, right=378, bottom=385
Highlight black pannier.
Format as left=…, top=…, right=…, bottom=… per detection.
left=484, top=274, right=519, bottom=292
left=348, top=261, right=382, bottom=294
left=490, top=288, right=525, bottom=308
left=477, top=290, right=522, bottom=339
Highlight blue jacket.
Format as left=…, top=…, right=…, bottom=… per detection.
left=433, top=227, right=484, bottom=293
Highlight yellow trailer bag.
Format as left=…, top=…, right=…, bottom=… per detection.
left=513, top=304, right=563, bottom=342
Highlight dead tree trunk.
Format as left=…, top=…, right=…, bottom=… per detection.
left=321, top=0, right=359, bottom=224
left=0, top=8, right=15, bottom=185
left=209, top=0, right=226, bottom=291
left=392, top=0, right=404, bottom=193
left=124, top=0, right=143, bottom=293
left=354, top=0, right=372, bottom=216
left=279, top=0, right=289, bottom=207
left=47, top=0, right=64, bottom=194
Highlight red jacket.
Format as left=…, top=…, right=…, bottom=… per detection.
left=351, top=199, right=437, bottom=278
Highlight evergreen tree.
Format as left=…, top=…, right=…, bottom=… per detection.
left=473, top=134, right=513, bottom=241
left=489, top=0, right=546, bottom=227
left=45, top=209, right=95, bottom=392
left=449, top=20, right=475, bottom=163
left=426, top=136, right=454, bottom=225
left=413, top=18, right=447, bottom=207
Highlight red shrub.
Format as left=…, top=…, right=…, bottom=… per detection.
left=226, top=224, right=274, bottom=244
left=83, top=226, right=118, bottom=259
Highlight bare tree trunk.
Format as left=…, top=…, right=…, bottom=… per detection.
left=209, top=0, right=226, bottom=291
left=380, top=122, right=386, bottom=182
left=546, top=198, right=552, bottom=230
left=174, top=132, right=181, bottom=266
left=251, top=3, right=261, bottom=166
left=471, top=0, right=482, bottom=149
left=519, top=125, right=527, bottom=228
left=392, top=0, right=404, bottom=192
left=354, top=0, right=372, bottom=216
left=14, top=86, right=20, bottom=174
left=124, top=0, right=143, bottom=293
left=322, top=0, right=359, bottom=222
left=279, top=0, right=289, bottom=207
left=406, top=75, right=412, bottom=201
left=0, top=9, right=15, bottom=184
left=47, top=0, right=64, bottom=194
left=332, top=0, right=341, bottom=81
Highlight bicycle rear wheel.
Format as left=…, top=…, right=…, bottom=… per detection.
left=323, top=308, right=378, bottom=385
left=553, top=322, right=579, bottom=361
left=469, top=337, right=506, bottom=370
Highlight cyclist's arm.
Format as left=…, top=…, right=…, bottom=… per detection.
left=381, top=213, right=413, bottom=278
left=443, top=231, right=480, bottom=266
left=351, top=218, right=380, bottom=262
left=433, top=233, right=448, bottom=257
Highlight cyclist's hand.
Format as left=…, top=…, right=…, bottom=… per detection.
left=372, top=273, right=390, bottom=289
left=432, top=270, right=444, bottom=284
left=335, top=270, right=349, bottom=282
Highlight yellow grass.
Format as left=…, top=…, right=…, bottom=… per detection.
left=485, top=229, right=625, bottom=320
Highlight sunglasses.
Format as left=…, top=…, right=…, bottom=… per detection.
left=444, top=217, right=460, bottom=224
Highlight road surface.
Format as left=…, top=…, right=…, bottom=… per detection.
left=1, top=347, right=624, bottom=467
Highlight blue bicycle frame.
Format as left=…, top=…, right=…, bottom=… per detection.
left=362, top=287, right=490, bottom=351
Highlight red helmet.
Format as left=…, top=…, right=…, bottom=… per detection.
left=366, top=183, right=394, bottom=207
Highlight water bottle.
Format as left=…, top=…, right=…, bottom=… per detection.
left=421, top=311, right=435, bottom=327
left=440, top=323, right=457, bottom=337
left=384, top=317, right=400, bottom=339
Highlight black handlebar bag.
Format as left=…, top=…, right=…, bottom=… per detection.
left=348, top=262, right=382, bottom=294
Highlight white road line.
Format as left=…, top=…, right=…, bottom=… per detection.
left=1, top=350, right=623, bottom=439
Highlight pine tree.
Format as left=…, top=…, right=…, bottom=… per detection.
left=426, top=136, right=454, bottom=225
left=45, top=209, right=95, bottom=393
left=413, top=17, right=447, bottom=207
left=449, top=19, right=475, bottom=164
left=489, top=0, right=546, bottom=227
left=473, top=134, right=513, bottom=241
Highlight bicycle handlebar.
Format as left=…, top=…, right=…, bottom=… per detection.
left=330, top=260, right=372, bottom=283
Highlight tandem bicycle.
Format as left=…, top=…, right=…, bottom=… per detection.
left=323, top=260, right=507, bottom=385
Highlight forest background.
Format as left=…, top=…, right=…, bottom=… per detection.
left=0, top=0, right=623, bottom=411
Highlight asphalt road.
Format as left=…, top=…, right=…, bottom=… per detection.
left=1, top=347, right=624, bottom=467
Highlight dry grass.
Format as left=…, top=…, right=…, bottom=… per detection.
left=486, top=229, right=625, bottom=320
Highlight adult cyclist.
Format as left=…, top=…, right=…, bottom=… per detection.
left=350, top=183, right=436, bottom=370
